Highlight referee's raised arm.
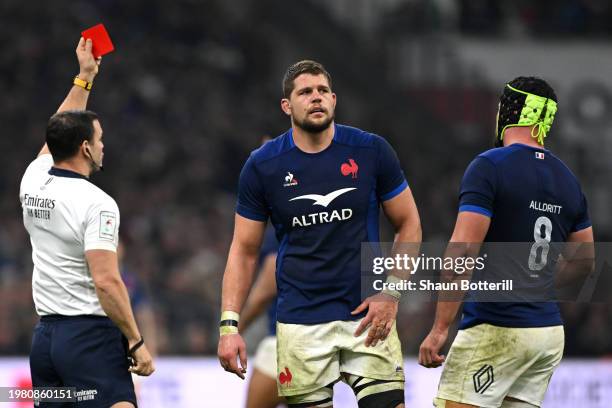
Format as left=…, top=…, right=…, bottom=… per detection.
left=37, top=37, right=101, bottom=157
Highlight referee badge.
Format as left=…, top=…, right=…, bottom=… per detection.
left=99, top=211, right=117, bottom=239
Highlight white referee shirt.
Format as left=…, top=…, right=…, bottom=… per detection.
left=20, top=154, right=120, bottom=316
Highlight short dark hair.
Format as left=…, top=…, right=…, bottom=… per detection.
left=46, top=110, right=99, bottom=162
left=282, top=60, right=332, bottom=98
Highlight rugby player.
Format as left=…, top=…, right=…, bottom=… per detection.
left=218, top=60, right=422, bottom=407
left=419, top=77, right=594, bottom=408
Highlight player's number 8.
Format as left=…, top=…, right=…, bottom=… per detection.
left=528, top=216, right=552, bottom=271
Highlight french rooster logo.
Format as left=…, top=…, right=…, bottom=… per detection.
left=341, top=158, right=359, bottom=179
left=279, top=367, right=293, bottom=386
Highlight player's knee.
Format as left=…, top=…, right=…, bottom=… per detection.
left=501, top=398, right=538, bottom=408
left=357, top=389, right=404, bottom=408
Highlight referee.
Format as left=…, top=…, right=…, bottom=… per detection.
left=20, top=38, right=154, bottom=407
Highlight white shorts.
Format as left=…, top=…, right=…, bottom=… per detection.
left=276, top=318, right=404, bottom=398
left=435, top=324, right=564, bottom=408
left=252, top=335, right=277, bottom=379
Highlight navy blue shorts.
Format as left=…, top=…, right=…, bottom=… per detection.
left=30, top=315, right=137, bottom=407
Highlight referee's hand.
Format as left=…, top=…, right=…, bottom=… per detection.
left=218, top=333, right=248, bottom=379
left=129, top=344, right=155, bottom=376
left=76, top=37, right=102, bottom=82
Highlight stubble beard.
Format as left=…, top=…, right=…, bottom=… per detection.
left=293, top=112, right=335, bottom=134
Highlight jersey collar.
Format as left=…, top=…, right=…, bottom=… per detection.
left=48, top=167, right=89, bottom=180
left=288, top=124, right=337, bottom=150
left=511, top=143, right=549, bottom=152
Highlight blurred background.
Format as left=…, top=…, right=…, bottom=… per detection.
left=1, top=0, right=611, bottom=406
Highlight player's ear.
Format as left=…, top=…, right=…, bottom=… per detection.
left=280, top=98, right=292, bottom=116
left=81, top=140, right=90, bottom=157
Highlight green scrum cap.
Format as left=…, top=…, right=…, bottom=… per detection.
left=495, top=80, right=558, bottom=147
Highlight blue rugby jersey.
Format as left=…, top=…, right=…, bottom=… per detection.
left=237, top=124, right=407, bottom=324
left=458, top=143, right=591, bottom=329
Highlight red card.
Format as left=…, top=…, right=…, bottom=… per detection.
left=81, top=24, right=114, bottom=58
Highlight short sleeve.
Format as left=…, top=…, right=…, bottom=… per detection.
left=236, top=156, right=269, bottom=222
left=377, top=137, right=408, bottom=202
left=27, top=154, right=54, bottom=174
left=20, top=154, right=53, bottom=200
left=84, top=197, right=120, bottom=252
left=572, top=191, right=591, bottom=232
left=458, top=157, right=496, bottom=218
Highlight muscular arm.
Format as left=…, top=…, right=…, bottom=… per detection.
left=419, top=211, right=490, bottom=367
left=556, top=227, right=595, bottom=289
left=221, top=214, right=267, bottom=315
left=86, top=249, right=141, bottom=343
left=218, top=215, right=266, bottom=379
left=382, top=187, right=422, bottom=266
left=38, top=37, right=101, bottom=157
left=238, top=253, right=277, bottom=332
left=352, top=187, right=422, bottom=346
left=87, top=249, right=154, bottom=375
left=432, top=212, right=491, bottom=332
